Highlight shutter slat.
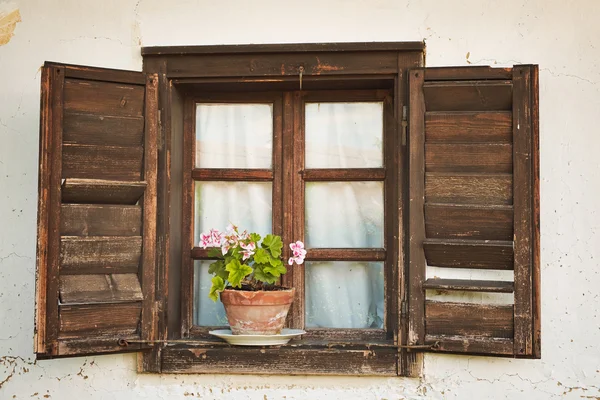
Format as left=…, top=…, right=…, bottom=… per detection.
left=63, top=112, right=144, bottom=146
left=423, top=81, right=513, bottom=111
left=62, top=179, right=146, bottom=205
left=64, top=78, right=144, bottom=117
left=425, top=143, right=513, bottom=173
left=60, top=204, right=142, bottom=237
left=425, top=203, right=514, bottom=241
left=62, top=144, right=143, bottom=181
left=425, top=173, right=512, bottom=205
left=60, top=274, right=143, bottom=304
left=59, top=302, right=141, bottom=336
left=423, top=278, right=514, bottom=293
left=425, top=301, right=514, bottom=338
left=425, top=111, right=512, bottom=143
left=60, top=236, right=142, bottom=274
left=423, top=238, right=514, bottom=270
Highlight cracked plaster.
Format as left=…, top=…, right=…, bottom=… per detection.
left=1, top=0, right=600, bottom=398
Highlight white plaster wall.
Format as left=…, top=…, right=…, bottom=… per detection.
left=1, top=0, right=598, bottom=398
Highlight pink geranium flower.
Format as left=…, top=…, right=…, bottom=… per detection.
left=288, top=241, right=306, bottom=266
left=240, top=241, right=256, bottom=261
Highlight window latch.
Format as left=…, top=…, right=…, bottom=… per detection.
left=298, top=66, right=304, bottom=91
left=401, top=105, right=408, bottom=146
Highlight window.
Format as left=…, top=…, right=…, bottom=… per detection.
left=34, top=43, right=540, bottom=376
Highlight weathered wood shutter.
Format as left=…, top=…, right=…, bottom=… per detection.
left=407, top=65, right=540, bottom=357
left=35, top=63, right=158, bottom=357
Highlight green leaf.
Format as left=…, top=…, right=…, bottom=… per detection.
left=207, top=247, right=222, bottom=258
left=254, top=247, right=270, bottom=264
left=263, top=261, right=287, bottom=278
left=208, top=276, right=225, bottom=302
left=253, top=264, right=279, bottom=284
left=262, top=234, right=283, bottom=258
left=225, top=259, right=253, bottom=288
left=249, top=233, right=261, bottom=242
left=208, top=260, right=228, bottom=280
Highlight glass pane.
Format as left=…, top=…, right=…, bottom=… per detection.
left=305, top=102, right=383, bottom=168
left=194, top=182, right=272, bottom=244
left=305, top=262, right=384, bottom=329
left=305, top=182, right=384, bottom=248
left=195, top=103, right=273, bottom=169
left=193, top=261, right=228, bottom=326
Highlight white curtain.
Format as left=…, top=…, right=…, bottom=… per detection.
left=193, top=102, right=384, bottom=329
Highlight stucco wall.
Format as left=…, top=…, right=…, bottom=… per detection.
left=1, top=0, right=599, bottom=398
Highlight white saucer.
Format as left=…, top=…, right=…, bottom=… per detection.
left=209, top=328, right=306, bottom=346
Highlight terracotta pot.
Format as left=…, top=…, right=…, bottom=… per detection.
left=220, top=288, right=295, bottom=335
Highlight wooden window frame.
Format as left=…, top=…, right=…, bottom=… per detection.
left=182, top=89, right=395, bottom=342
left=141, top=43, right=426, bottom=376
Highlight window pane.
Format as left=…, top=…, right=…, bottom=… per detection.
left=305, top=182, right=384, bottom=248
left=305, top=102, right=383, bottom=168
left=195, top=103, right=273, bottom=169
left=305, top=262, right=384, bottom=329
left=194, top=182, right=272, bottom=244
left=193, top=261, right=229, bottom=326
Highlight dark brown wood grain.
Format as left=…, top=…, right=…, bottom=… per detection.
left=63, top=79, right=145, bottom=117
left=425, top=173, right=512, bottom=205
left=161, top=346, right=397, bottom=375
left=59, top=274, right=143, bottom=304
left=407, top=69, right=426, bottom=352
left=59, top=302, right=141, bottom=336
left=530, top=65, right=541, bottom=359
left=302, top=169, right=385, bottom=181
left=61, top=179, right=146, bottom=204
left=425, top=143, right=513, bottom=173
left=60, top=236, right=142, bottom=274
left=512, top=66, right=534, bottom=357
left=397, top=52, right=423, bottom=378
left=142, top=42, right=425, bottom=56
left=180, top=97, right=195, bottom=338
left=272, top=95, right=284, bottom=239
left=425, top=111, right=512, bottom=143
left=425, top=335, right=514, bottom=356
left=423, top=238, right=514, bottom=270
left=47, top=62, right=146, bottom=85
left=143, top=59, right=172, bottom=373
left=424, top=66, right=512, bottom=81
left=191, top=168, right=273, bottom=181
left=423, top=278, right=514, bottom=293
left=140, top=73, right=159, bottom=356
left=306, top=248, right=386, bottom=261
left=423, top=81, right=513, bottom=112
left=56, top=336, right=148, bottom=356
left=60, top=204, right=142, bottom=236
left=63, top=112, right=144, bottom=146
left=425, top=203, right=513, bottom=240
left=291, top=91, right=305, bottom=329
left=35, top=65, right=63, bottom=356
left=425, top=301, right=514, bottom=338
left=166, top=52, right=399, bottom=78
left=62, top=144, right=143, bottom=181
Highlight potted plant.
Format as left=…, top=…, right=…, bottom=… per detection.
left=199, top=224, right=306, bottom=335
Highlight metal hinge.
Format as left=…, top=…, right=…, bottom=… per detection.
left=401, top=106, right=408, bottom=146
left=157, top=109, right=163, bottom=150
left=401, top=300, right=408, bottom=318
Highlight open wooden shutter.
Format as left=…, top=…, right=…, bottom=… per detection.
left=407, top=65, right=540, bottom=357
left=35, top=63, right=158, bottom=357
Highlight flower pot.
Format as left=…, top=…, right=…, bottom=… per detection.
left=220, top=288, right=295, bottom=335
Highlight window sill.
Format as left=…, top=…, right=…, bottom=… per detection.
left=156, top=338, right=399, bottom=375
